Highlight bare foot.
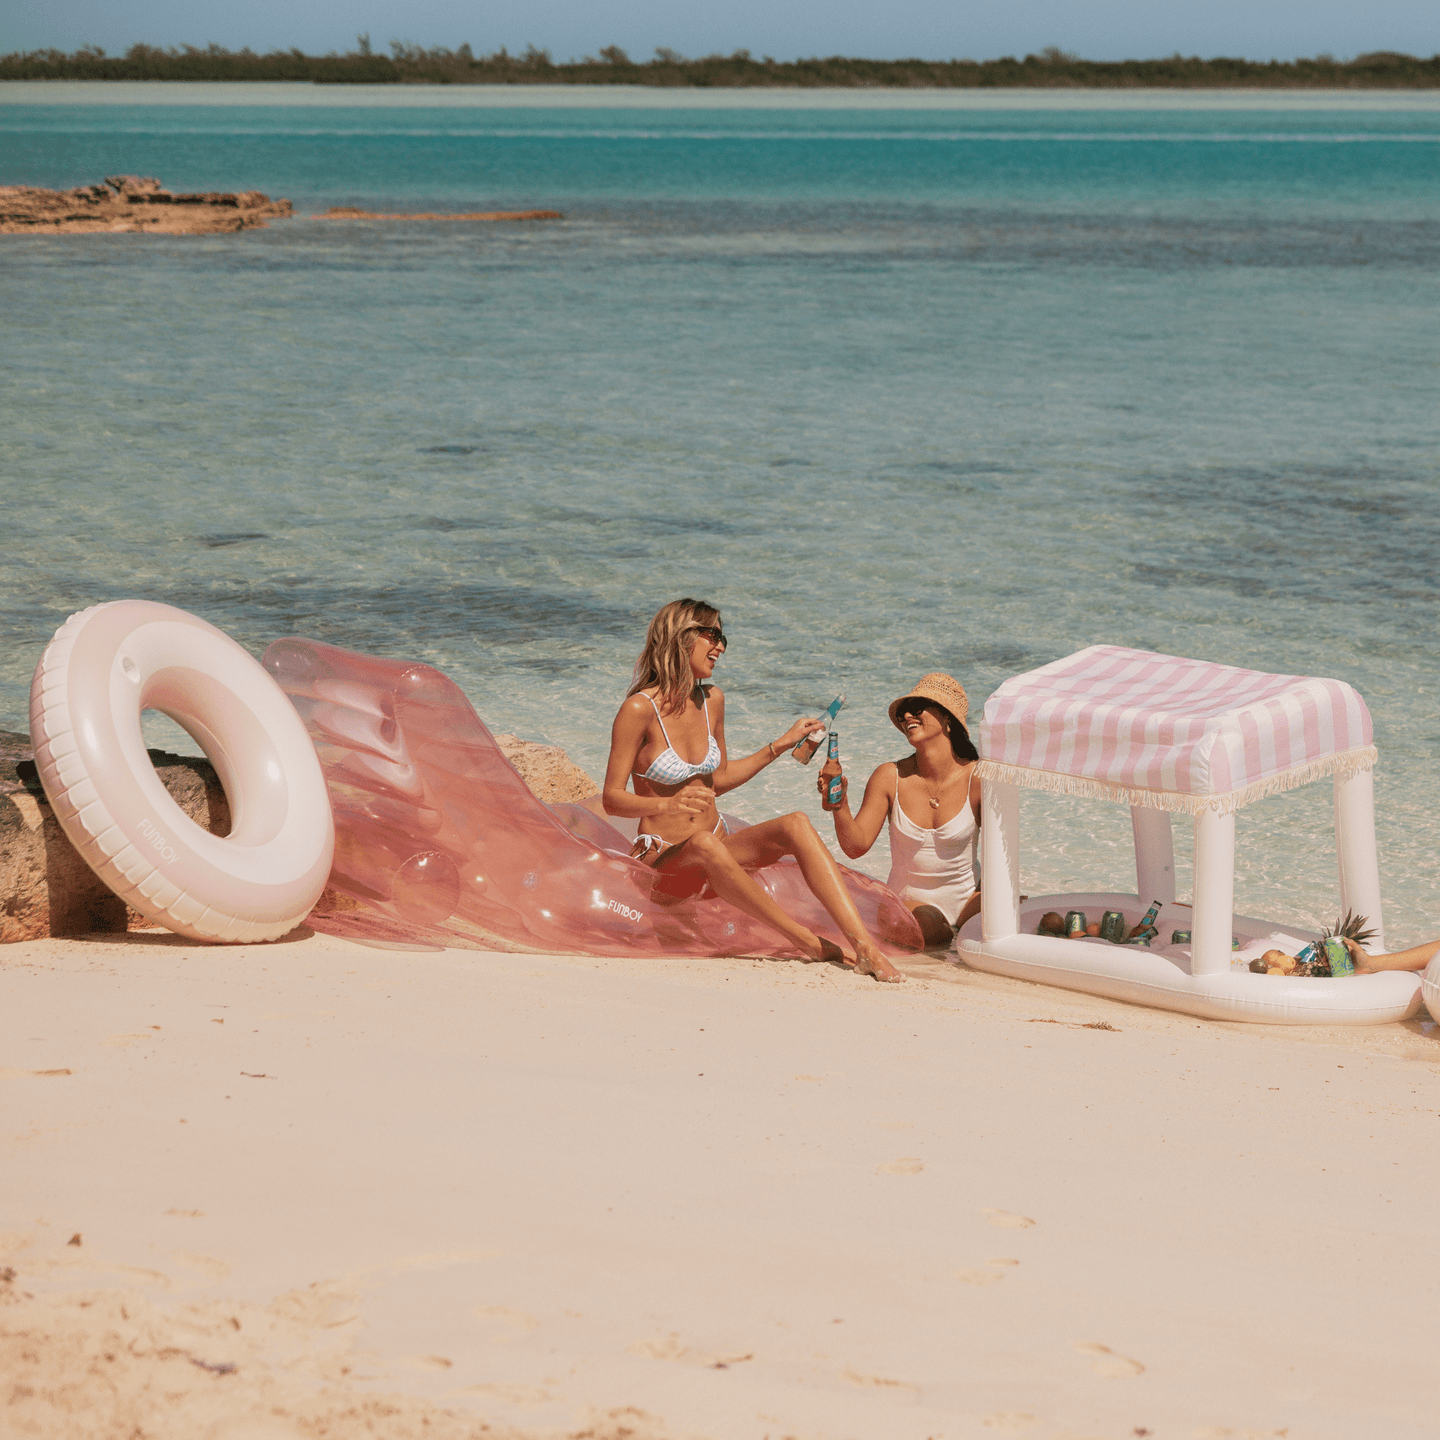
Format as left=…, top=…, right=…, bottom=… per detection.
left=851, top=941, right=905, bottom=983
left=799, top=936, right=904, bottom=983
left=793, top=935, right=847, bottom=967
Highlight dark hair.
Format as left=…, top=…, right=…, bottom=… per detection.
left=935, top=705, right=979, bottom=763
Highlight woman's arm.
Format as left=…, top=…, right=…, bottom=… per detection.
left=710, top=688, right=825, bottom=796
left=601, top=696, right=708, bottom=822
left=1344, top=936, right=1440, bottom=973
left=824, top=764, right=896, bottom=859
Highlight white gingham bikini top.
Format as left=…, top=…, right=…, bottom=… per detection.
left=634, top=691, right=722, bottom=784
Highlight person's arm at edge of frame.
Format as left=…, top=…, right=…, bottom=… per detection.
left=1343, top=936, right=1440, bottom=973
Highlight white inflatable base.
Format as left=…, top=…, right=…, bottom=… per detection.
left=1422, top=954, right=1440, bottom=1024
left=956, top=892, right=1423, bottom=1026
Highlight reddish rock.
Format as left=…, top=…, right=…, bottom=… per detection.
left=0, top=175, right=293, bottom=235
left=491, top=733, right=598, bottom=805
left=0, top=730, right=231, bottom=942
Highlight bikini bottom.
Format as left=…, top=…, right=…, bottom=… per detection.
left=631, top=816, right=729, bottom=902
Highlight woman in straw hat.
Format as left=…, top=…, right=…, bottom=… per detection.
left=818, top=673, right=981, bottom=949
left=602, top=598, right=903, bottom=982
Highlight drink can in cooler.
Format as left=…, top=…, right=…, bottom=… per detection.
left=1100, top=910, right=1127, bottom=942
left=1064, top=910, right=1087, bottom=937
left=1171, top=929, right=1192, bottom=945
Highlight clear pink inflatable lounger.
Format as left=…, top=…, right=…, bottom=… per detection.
left=264, top=637, right=923, bottom=959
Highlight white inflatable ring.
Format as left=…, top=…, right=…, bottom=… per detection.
left=29, top=600, right=335, bottom=942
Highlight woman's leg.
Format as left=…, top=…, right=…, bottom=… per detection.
left=907, top=903, right=955, bottom=950
left=648, top=816, right=904, bottom=981
left=720, top=813, right=903, bottom=982
left=954, top=889, right=981, bottom=933
left=650, top=830, right=845, bottom=966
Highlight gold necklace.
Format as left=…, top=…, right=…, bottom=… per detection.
left=923, top=762, right=964, bottom=809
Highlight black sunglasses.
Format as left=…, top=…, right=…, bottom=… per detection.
left=692, top=625, right=728, bottom=651
left=896, top=699, right=937, bottom=721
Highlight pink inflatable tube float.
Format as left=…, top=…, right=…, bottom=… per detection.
left=30, top=601, right=335, bottom=942
left=262, top=636, right=923, bottom=959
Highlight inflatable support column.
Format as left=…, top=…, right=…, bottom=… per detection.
left=29, top=601, right=334, bottom=942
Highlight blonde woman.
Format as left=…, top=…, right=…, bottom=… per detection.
left=819, top=673, right=982, bottom=949
left=602, top=598, right=902, bottom=982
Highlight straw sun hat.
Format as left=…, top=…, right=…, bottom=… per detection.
left=888, top=673, right=970, bottom=732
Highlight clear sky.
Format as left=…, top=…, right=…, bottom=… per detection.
left=1, top=0, right=1435, bottom=65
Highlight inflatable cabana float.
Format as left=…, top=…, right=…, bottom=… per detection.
left=956, top=645, right=1423, bottom=1025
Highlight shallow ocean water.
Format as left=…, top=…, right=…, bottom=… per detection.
left=3, top=86, right=1438, bottom=942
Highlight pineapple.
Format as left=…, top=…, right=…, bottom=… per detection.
left=1322, top=910, right=1377, bottom=948
left=1295, top=911, right=1377, bottom=976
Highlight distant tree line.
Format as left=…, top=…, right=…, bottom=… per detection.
left=3, top=41, right=1438, bottom=88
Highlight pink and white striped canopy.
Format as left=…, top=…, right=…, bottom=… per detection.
left=976, top=645, right=1376, bottom=814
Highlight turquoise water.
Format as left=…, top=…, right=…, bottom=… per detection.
left=4, top=87, right=1439, bottom=941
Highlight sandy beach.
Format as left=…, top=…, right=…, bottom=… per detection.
left=4, top=927, right=1437, bottom=1439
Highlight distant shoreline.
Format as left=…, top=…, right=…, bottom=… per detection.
left=5, top=83, right=1440, bottom=115
left=4, top=45, right=1439, bottom=90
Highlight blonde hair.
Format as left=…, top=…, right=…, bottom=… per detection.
left=628, top=598, right=722, bottom=715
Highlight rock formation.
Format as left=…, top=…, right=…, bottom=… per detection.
left=491, top=733, right=598, bottom=805
left=0, top=175, right=293, bottom=235
left=1, top=731, right=231, bottom=942
left=0, top=729, right=600, bottom=942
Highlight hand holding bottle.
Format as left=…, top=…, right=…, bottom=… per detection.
left=818, top=731, right=844, bottom=809
left=792, top=695, right=845, bottom=763
left=775, top=716, right=827, bottom=757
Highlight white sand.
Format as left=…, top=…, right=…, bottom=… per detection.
left=3, top=929, right=1438, bottom=1439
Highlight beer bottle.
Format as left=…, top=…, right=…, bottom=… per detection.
left=1126, top=899, right=1163, bottom=943
left=793, top=695, right=845, bottom=763
left=820, top=732, right=844, bottom=809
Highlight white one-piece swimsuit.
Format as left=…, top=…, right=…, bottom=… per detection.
left=884, top=763, right=979, bottom=924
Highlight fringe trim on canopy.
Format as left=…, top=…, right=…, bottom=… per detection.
left=975, top=745, right=1377, bottom=816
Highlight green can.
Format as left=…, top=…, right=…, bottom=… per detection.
left=1064, top=910, right=1087, bottom=937
left=1100, top=910, right=1127, bottom=942
left=1171, top=929, right=1192, bottom=945
left=1323, top=936, right=1354, bottom=976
